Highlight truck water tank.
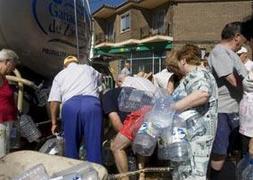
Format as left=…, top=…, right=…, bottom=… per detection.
left=0, top=0, right=91, bottom=77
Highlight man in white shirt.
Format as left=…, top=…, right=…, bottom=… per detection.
left=48, top=56, right=103, bottom=164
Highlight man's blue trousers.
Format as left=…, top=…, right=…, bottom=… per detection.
left=62, top=95, right=103, bottom=164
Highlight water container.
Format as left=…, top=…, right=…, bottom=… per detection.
left=151, top=96, right=175, bottom=129
left=79, top=144, right=87, bottom=160
left=159, top=115, right=190, bottom=161
left=128, top=153, right=137, bottom=180
left=118, top=88, right=155, bottom=112
left=10, top=120, right=21, bottom=149
left=128, top=153, right=137, bottom=172
left=13, top=164, right=49, bottom=180
left=237, top=154, right=250, bottom=180
left=180, top=110, right=206, bottom=141
left=39, top=134, right=64, bottom=156
left=157, top=129, right=170, bottom=160
left=242, top=159, right=253, bottom=180
left=20, top=114, right=41, bottom=142
left=56, top=134, right=64, bottom=156
left=39, top=138, right=57, bottom=154
left=52, top=162, right=99, bottom=180
left=132, top=121, right=159, bottom=156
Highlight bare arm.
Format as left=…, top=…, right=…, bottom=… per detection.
left=50, top=101, right=61, bottom=134
left=167, top=77, right=175, bottom=95
left=175, top=90, right=209, bottom=112
left=108, top=112, right=124, bottom=132
left=225, top=73, right=238, bottom=87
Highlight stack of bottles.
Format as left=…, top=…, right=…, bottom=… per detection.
left=132, top=96, right=175, bottom=156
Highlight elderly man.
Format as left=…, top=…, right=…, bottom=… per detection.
left=48, top=56, right=103, bottom=164
left=208, top=22, right=247, bottom=179
left=0, top=49, right=19, bottom=158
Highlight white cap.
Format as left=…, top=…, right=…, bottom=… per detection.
left=237, top=46, right=248, bottom=54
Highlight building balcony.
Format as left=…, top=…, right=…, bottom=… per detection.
left=140, top=24, right=170, bottom=39
left=95, top=32, right=115, bottom=44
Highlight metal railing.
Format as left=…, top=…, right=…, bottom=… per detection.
left=140, top=24, right=169, bottom=39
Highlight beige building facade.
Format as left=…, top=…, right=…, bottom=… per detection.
left=92, top=0, right=252, bottom=76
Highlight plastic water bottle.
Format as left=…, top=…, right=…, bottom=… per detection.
left=165, top=115, right=190, bottom=162
left=10, top=120, right=21, bottom=149
left=118, top=88, right=154, bottom=112
left=181, top=110, right=206, bottom=141
left=132, top=120, right=160, bottom=156
left=52, top=162, right=99, bottom=180
left=19, top=114, right=41, bottom=142
left=151, top=96, right=175, bottom=129
left=237, top=154, right=250, bottom=180
left=13, top=164, right=49, bottom=180
left=56, top=133, right=64, bottom=156
left=242, top=159, right=253, bottom=180
left=128, top=153, right=137, bottom=171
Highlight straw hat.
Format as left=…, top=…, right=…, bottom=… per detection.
left=63, top=56, right=79, bottom=66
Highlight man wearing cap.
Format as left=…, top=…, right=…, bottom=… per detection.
left=48, top=56, right=103, bottom=164
left=237, top=46, right=253, bottom=72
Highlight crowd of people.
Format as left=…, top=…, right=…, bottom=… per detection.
left=0, top=15, right=252, bottom=180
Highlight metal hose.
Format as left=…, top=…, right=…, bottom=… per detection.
left=6, top=69, right=41, bottom=113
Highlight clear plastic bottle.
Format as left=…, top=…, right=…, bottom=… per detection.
left=237, top=154, right=250, bottom=180
left=181, top=110, right=206, bottom=141
left=151, top=96, right=175, bottom=129
left=160, top=115, right=190, bottom=162
left=132, top=120, right=160, bottom=156
left=56, top=133, right=64, bottom=156
left=242, top=159, right=253, bottom=180
left=157, top=128, right=170, bottom=160
left=13, top=164, right=49, bottom=180
left=52, top=162, right=99, bottom=180
left=10, top=119, right=21, bottom=149
left=128, top=153, right=137, bottom=171
left=118, top=88, right=154, bottom=112
left=19, top=114, right=41, bottom=142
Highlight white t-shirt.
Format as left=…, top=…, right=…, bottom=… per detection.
left=48, top=63, right=101, bottom=104
left=153, top=69, right=173, bottom=89
left=121, top=76, right=156, bottom=93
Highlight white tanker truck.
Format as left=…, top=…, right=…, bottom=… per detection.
left=0, top=0, right=97, bottom=147
left=0, top=0, right=91, bottom=78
